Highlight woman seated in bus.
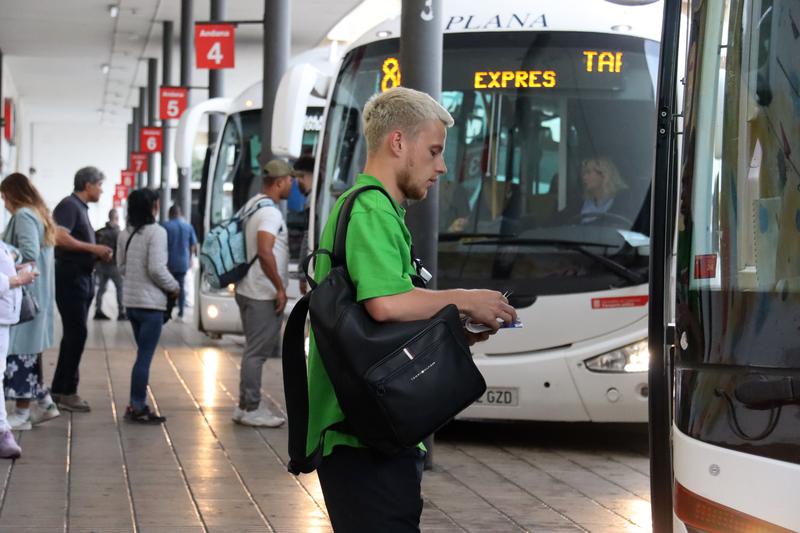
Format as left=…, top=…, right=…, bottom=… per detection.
left=578, top=156, right=629, bottom=224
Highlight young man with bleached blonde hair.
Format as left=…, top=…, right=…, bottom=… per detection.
left=307, top=86, right=517, bottom=531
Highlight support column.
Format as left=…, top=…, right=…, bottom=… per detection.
left=400, top=0, right=443, bottom=469
left=208, top=0, right=225, bottom=143
left=126, top=123, right=134, bottom=169
left=179, top=0, right=194, bottom=221
left=147, top=57, right=159, bottom=189
left=135, top=88, right=147, bottom=188
left=260, top=0, right=290, bottom=166
left=161, top=20, right=174, bottom=221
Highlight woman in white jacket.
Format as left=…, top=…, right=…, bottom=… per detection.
left=117, top=189, right=178, bottom=424
left=0, top=241, right=37, bottom=458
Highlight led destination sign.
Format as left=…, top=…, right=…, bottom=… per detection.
left=474, top=70, right=557, bottom=89
left=471, top=50, right=625, bottom=90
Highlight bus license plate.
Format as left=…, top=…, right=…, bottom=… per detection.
left=475, top=387, right=518, bottom=406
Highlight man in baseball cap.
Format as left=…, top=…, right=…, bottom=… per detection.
left=231, top=158, right=294, bottom=428
left=263, top=159, right=295, bottom=179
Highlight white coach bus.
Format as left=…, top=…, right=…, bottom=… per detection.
left=292, top=0, right=664, bottom=422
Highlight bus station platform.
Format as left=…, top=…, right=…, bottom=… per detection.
left=0, top=315, right=652, bottom=533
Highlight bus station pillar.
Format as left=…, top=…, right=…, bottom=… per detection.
left=147, top=57, right=159, bottom=190
left=260, top=0, right=290, bottom=166
left=135, top=89, right=146, bottom=188
left=179, top=0, right=194, bottom=223
left=400, top=0, right=443, bottom=469
left=208, top=0, right=225, bottom=144
left=160, top=21, right=174, bottom=221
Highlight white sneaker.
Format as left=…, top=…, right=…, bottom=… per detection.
left=31, top=403, right=60, bottom=425
left=7, top=412, right=32, bottom=431
left=234, top=406, right=285, bottom=428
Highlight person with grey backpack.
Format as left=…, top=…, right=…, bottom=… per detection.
left=231, top=159, right=294, bottom=428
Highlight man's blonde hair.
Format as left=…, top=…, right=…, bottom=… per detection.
left=363, top=87, right=454, bottom=154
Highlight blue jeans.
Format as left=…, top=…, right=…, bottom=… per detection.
left=170, top=271, right=186, bottom=317
left=127, top=308, right=163, bottom=410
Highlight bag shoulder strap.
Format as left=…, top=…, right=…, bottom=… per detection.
left=282, top=293, right=321, bottom=474
left=331, top=185, right=401, bottom=267
left=124, top=226, right=143, bottom=255
left=237, top=196, right=275, bottom=222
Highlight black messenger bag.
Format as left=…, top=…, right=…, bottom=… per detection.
left=282, top=185, right=486, bottom=475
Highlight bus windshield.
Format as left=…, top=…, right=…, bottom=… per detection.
left=675, top=0, right=799, bottom=464
left=210, top=110, right=262, bottom=226
left=317, top=32, right=659, bottom=296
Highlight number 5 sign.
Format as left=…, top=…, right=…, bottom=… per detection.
left=140, top=127, right=163, bottom=153
left=195, top=24, right=235, bottom=69
left=159, top=87, right=188, bottom=120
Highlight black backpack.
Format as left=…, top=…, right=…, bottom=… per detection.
left=282, top=185, right=486, bottom=475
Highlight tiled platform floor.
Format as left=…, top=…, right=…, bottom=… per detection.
left=0, top=313, right=652, bottom=532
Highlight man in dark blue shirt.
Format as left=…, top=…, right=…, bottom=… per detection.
left=51, top=167, right=113, bottom=413
left=162, top=204, right=198, bottom=319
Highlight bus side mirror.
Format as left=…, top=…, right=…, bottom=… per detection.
left=272, top=63, right=330, bottom=158
left=175, top=97, right=233, bottom=169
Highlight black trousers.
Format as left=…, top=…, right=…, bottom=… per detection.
left=52, top=265, right=94, bottom=395
left=317, top=446, right=424, bottom=533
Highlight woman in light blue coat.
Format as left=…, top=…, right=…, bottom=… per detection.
left=0, top=173, right=58, bottom=430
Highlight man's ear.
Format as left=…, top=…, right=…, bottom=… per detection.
left=388, top=129, right=405, bottom=157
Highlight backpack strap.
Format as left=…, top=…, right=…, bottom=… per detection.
left=330, top=185, right=424, bottom=282
left=331, top=186, right=402, bottom=268
left=282, top=292, right=333, bottom=474
left=238, top=196, right=275, bottom=221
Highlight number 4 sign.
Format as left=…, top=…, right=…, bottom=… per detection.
left=159, top=87, right=188, bottom=120
left=195, top=24, right=235, bottom=69
left=140, top=127, right=163, bottom=153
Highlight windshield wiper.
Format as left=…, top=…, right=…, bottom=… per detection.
left=464, top=237, right=647, bottom=285
left=439, top=232, right=516, bottom=242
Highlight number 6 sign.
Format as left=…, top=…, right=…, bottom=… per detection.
left=159, top=87, right=188, bottom=120
left=195, top=24, right=235, bottom=69
left=140, top=127, right=163, bottom=153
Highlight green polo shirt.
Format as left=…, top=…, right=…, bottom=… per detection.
left=306, top=174, right=417, bottom=456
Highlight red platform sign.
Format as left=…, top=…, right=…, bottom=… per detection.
left=115, top=184, right=129, bottom=200
left=3, top=98, right=15, bottom=143
left=130, top=152, right=148, bottom=173
left=120, top=170, right=136, bottom=188
left=159, top=86, right=189, bottom=120
left=140, top=127, right=163, bottom=153
left=195, top=24, right=235, bottom=69
left=591, top=296, right=649, bottom=310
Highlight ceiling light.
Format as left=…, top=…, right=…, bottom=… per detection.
left=376, top=30, right=392, bottom=38
left=101, top=63, right=110, bottom=74
left=611, top=24, right=633, bottom=32
left=108, top=4, right=119, bottom=18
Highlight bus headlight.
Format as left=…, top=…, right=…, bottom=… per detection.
left=584, top=340, right=649, bottom=373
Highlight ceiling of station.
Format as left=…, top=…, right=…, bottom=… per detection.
left=0, top=0, right=361, bottom=125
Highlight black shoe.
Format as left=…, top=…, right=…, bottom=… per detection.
left=118, top=313, right=127, bottom=321
left=124, top=405, right=166, bottom=424
left=94, top=311, right=111, bottom=320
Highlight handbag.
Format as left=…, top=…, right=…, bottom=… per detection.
left=125, top=227, right=176, bottom=324
left=17, top=285, right=39, bottom=324
left=282, top=185, right=486, bottom=475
